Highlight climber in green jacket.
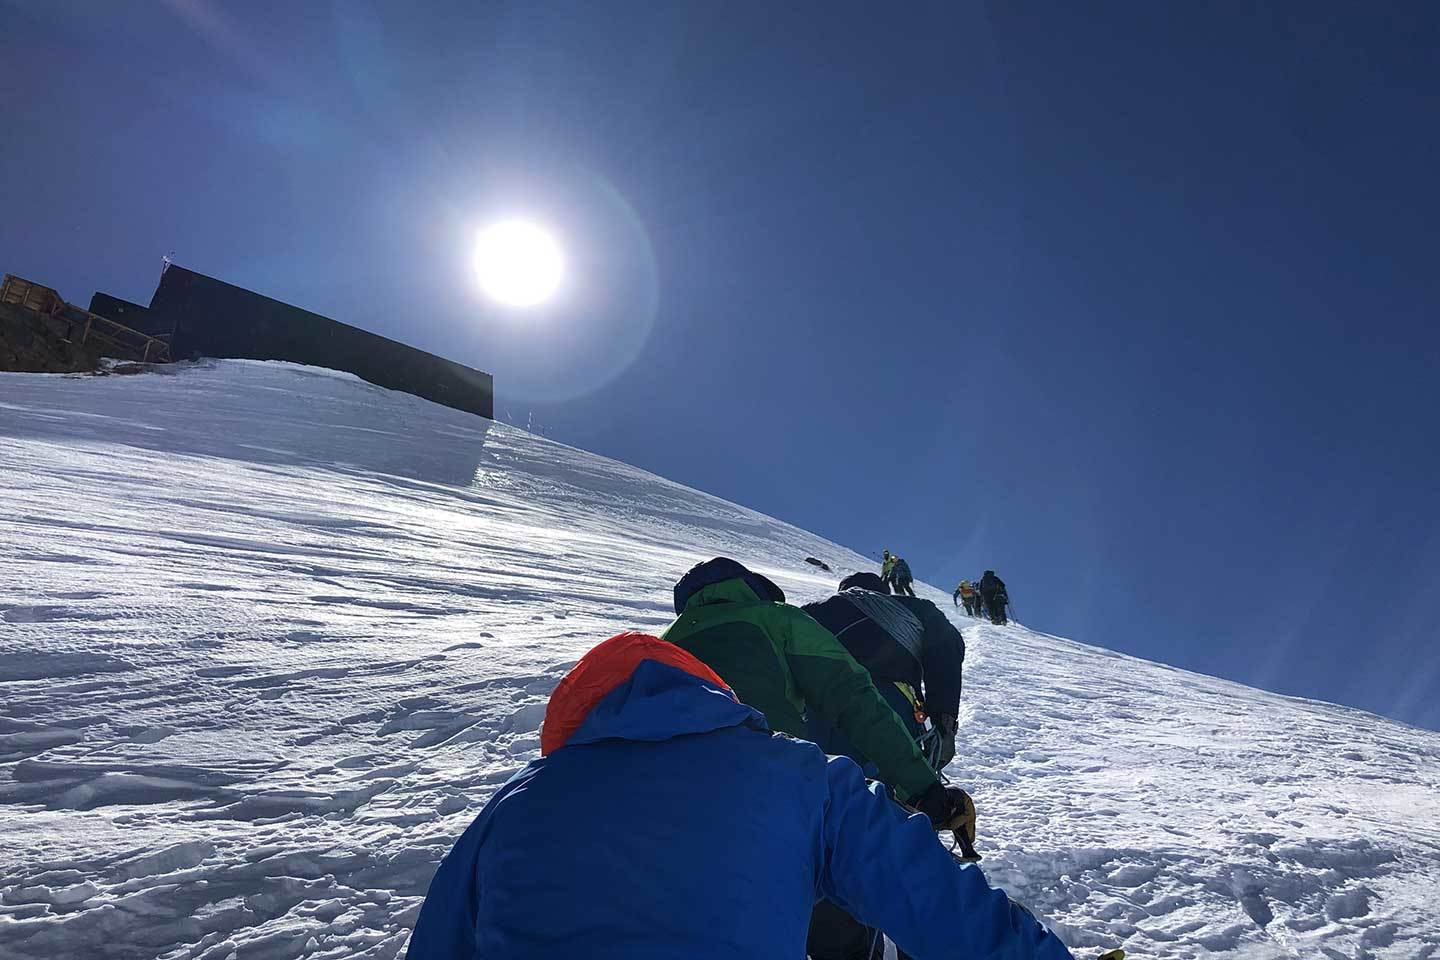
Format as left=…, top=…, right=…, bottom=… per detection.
left=662, top=557, right=953, bottom=819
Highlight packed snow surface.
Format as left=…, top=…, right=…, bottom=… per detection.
left=2, top=360, right=1438, bottom=960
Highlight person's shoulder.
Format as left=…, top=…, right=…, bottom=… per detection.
left=895, top=593, right=941, bottom=614
left=483, top=756, right=554, bottom=805
left=800, top=594, right=840, bottom=614
left=744, top=600, right=826, bottom=647
left=745, top=731, right=833, bottom=794
left=774, top=600, right=826, bottom=623
left=767, top=731, right=833, bottom=772
left=440, top=756, right=547, bottom=848
left=770, top=730, right=828, bottom=755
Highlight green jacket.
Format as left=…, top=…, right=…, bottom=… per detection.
left=661, top=577, right=939, bottom=801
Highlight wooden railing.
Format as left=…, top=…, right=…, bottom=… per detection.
left=2, top=274, right=172, bottom=364
left=0, top=274, right=64, bottom=315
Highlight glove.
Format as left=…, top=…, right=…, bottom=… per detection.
left=914, top=784, right=980, bottom=859
left=914, top=781, right=951, bottom=826
left=1096, top=952, right=1126, bottom=960
left=934, top=715, right=958, bottom=767
left=939, top=786, right=976, bottom=849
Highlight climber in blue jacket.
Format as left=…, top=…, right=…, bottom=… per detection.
left=406, top=630, right=1074, bottom=960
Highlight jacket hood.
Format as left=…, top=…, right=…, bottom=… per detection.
left=838, top=571, right=890, bottom=594
left=673, top=557, right=785, bottom=614
left=541, top=632, right=763, bottom=755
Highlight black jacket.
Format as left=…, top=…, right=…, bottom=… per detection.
left=803, top=590, right=965, bottom=721
left=978, top=573, right=1007, bottom=602
left=891, top=594, right=965, bottom=718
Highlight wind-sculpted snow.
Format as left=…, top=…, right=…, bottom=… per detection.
left=2, top=360, right=1437, bottom=959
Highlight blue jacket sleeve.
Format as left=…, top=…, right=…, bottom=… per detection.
left=406, top=805, right=492, bottom=959
left=818, top=757, right=1074, bottom=960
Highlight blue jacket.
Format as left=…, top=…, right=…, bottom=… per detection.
left=406, top=659, right=1073, bottom=960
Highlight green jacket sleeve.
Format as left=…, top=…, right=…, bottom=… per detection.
left=777, top=607, right=940, bottom=802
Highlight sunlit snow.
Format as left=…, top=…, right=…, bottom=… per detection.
left=2, top=360, right=1437, bottom=959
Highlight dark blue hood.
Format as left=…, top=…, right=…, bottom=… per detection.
left=673, top=557, right=785, bottom=614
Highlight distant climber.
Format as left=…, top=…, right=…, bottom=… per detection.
left=979, top=570, right=1009, bottom=625
left=661, top=558, right=949, bottom=816
left=880, top=549, right=896, bottom=584
left=404, top=631, right=1075, bottom=960
left=889, top=554, right=917, bottom=597
left=954, top=579, right=978, bottom=617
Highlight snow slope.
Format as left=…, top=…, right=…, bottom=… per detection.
left=2, top=360, right=1438, bottom=960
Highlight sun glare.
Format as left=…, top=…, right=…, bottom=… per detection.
left=474, top=220, right=564, bottom=307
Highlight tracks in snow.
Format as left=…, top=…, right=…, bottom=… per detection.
left=4, top=362, right=1440, bottom=960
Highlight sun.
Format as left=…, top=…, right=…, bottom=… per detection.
left=474, top=220, right=564, bottom=307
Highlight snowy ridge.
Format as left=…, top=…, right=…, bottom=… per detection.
left=1, top=360, right=1437, bottom=960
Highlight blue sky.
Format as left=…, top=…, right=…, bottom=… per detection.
left=5, top=2, right=1438, bottom=729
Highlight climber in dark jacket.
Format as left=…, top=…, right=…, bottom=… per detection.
left=803, top=571, right=970, bottom=960
left=804, top=571, right=965, bottom=769
left=890, top=555, right=917, bottom=597
left=979, top=570, right=1009, bottom=626
left=406, top=631, right=1074, bottom=960
left=889, top=588, right=966, bottom=755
